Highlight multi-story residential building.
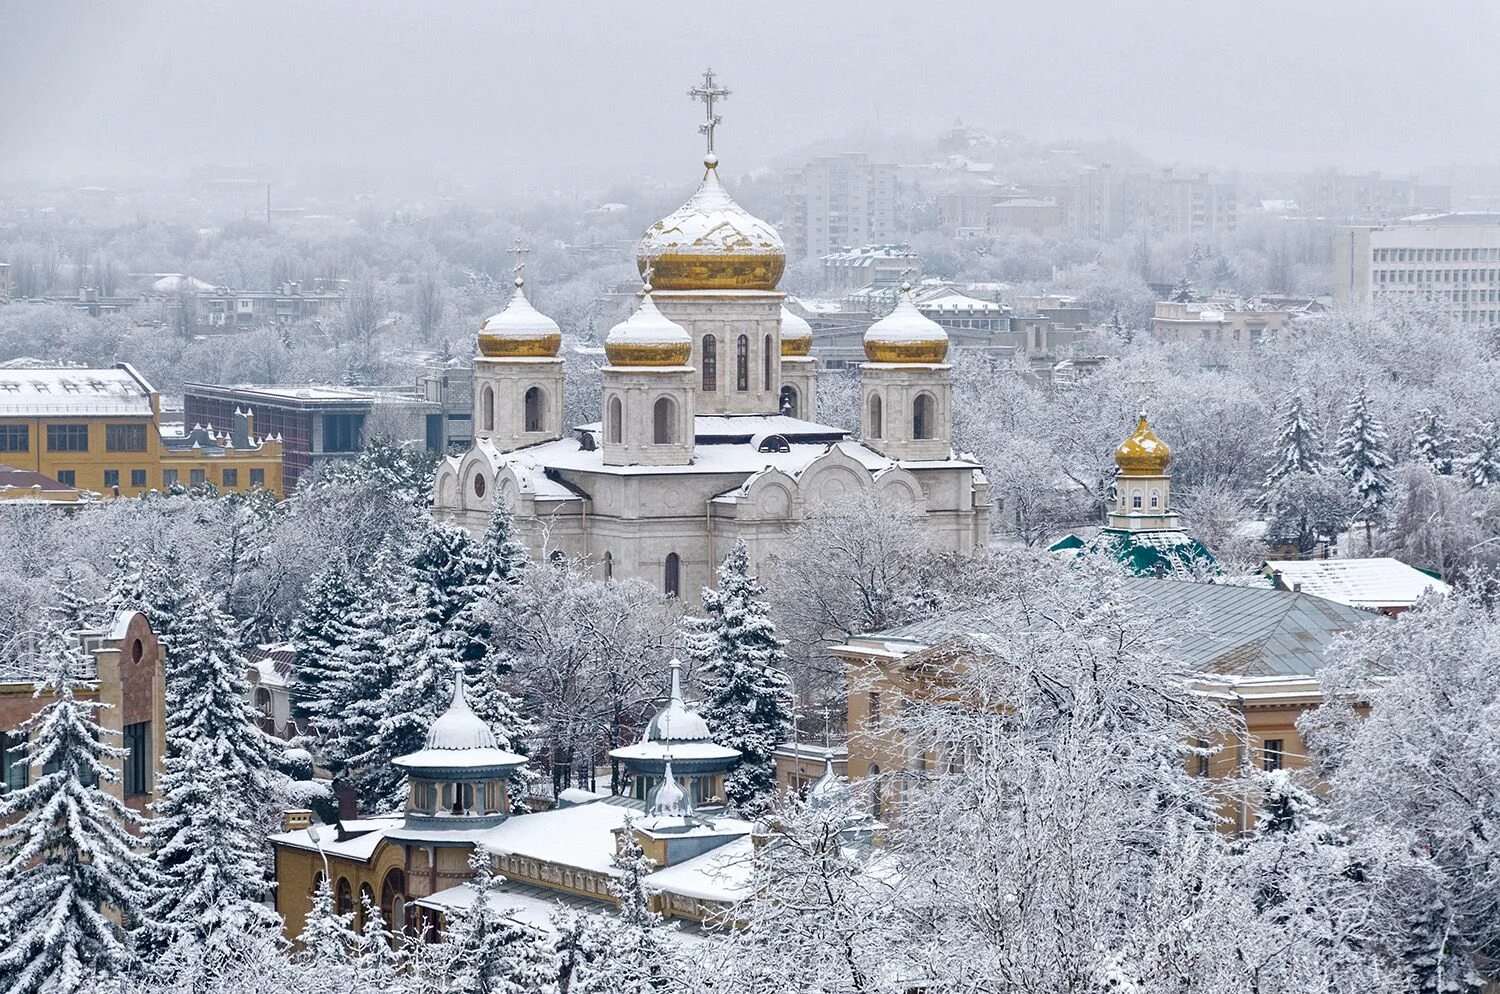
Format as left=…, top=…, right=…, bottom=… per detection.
left=154, top=280, right=346, bottom=329
left=0, top=364, right=284, bottom=498
left=184, top=382, right=442, bottom=493
left=1334, top=213, right=1500, bottom=324
left=782, top=153, right=899, bottom=259
left=936, top=189, right=1065, bottom=238
left=1298, top=170, right=1450, bottom=221
left=1119, top=168, right=1237, bottom=240
left=820, top=244, right=919, bottom=293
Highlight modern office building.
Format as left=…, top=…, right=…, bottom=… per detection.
left=1334, top=213, right=1500, bottom=324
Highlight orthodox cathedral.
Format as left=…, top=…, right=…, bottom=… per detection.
left=432, top=72, right=990, bottom=594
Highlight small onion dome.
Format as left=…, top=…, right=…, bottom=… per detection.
left=427, top=673, right=496, bottom=750
left=636, top=155, right=786, bottom=291
left=604, top=291, right=691, bottom=367
left=780, top=306, right=814, bottom=356
left=643, top=658, right=711, bottom=742
left=808, top=756, right=845, bottom=810
left=478, top=278, right=562, bottom=358
left=1115, top=412, right=1172, bottom=475
left=647, top=755, right=693, bottom=817
left=863, top=283, right=949, bottom=363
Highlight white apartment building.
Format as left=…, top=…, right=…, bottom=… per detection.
left=1335, top=214, right=1500, bottom=324
left=782, top=153, right=899, bottom=259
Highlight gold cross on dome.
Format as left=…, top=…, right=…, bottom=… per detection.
left=511, top=239, right=530, bottom=287
left=688, top=67, right=730, bottom=156
left=640, top=258, right=656, bottom=293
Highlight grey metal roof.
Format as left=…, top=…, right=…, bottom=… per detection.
left=871, top=577, right=1386, bottom=678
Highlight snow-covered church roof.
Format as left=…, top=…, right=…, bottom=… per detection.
left=393, top=671, right=528, bottom=771
left=610, top=659, right=740, bottom=766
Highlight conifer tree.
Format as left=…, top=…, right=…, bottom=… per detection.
left=352, top=890, right=407, bottom=987
left=1400, top=893, right=1484, bottom=994
left=295, top=874, right=359, bottom=981
left=1412, top=409, right=1456, bottom=476
left=685, top=541, right=794, bottom=815
left=1461, top=422, right=1500, bottom=489
left=608, top=820, right=661, bottom=930
left=0, top=631, right=153, bottom=994
left=1336, top=389, right=1394, bottom=546
left=290, top=555, right=366, bottom=726
left=1264, top=395, right=1322, bottom=498
left=445, top=847, right=557, bottom=993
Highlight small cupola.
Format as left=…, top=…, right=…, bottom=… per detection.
left=609, top=658, right=739, bottom=807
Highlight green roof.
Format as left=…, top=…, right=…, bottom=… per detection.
left=1051, top=528, right=1216, bottom=576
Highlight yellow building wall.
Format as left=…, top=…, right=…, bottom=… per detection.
left=0, top=413, right=283, bottom=498
left=275, top=840, right=410, bottom=943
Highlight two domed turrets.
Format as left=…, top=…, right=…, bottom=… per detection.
left=604, top=288, right=692, bottom=367
left=1114, top=412, right=1172, bottom=475
left=636, top=155, right=785, bottom=292
left=478, top=275, right=562, bottom=359
left=863, top=283, right=949, bottom=364
left=780, top=306, right=813, bottom=357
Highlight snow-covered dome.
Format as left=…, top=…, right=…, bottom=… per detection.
left=864, top=282, right=949, bottom=364
left=637, top=155, right=785, bottom=292
left=478, top=277, right=562, bottom=359
left=642, top=658, right=712, bottom=742
left=808, top=756, right=845, bottom=810
left=426, top=674, right=498, bottom=751
left=604, top=291, right=691, bottom=367
left=1115, top=412, right=1172, bottom=475
left=780, top=306, right=814, bottom=357
left=647, top=756, right=693, bottom=816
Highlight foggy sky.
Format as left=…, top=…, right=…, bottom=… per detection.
left=3, top=0, right=1498, bottom=186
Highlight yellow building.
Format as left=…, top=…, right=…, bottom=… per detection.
left=0, top=364, right=284, bottom=499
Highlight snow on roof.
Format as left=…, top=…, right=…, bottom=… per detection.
left=642, top=835, right=755, bottom=903
left=916, top=290, right=1005, bottom=313
left=607, top=292, right=691, bottom=348
left=639, top=161, right=784, bottom=260
left=393, top=746, right=528, bottom=770
left=609, top=740, right=741, bottom=763
left=269, top=815, right=403, bottom=862
left=1263, top=558, right=1449, bottom=609
left=0, top=366, right=154, bottom=417
left=480, top=799, right=636, bottom=874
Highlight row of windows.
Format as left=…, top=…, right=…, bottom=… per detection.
left=1374, top=269, right=1500, bottom=285
left=1373, top=247, right=1500, bottom=263
left=47, top=467, right=264, bottom=491
left=477, top=385, right=549, bottom=435
left=1373, top=285, right=1500, bottom=304
left=1, top=722, right=150, bottom=795
left=604, top=396, right=681, bottom=446
left=700, top=334, right=774, bottom=393
left=0, top=423, right=152, bottom=453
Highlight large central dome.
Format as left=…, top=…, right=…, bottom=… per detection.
left=637, top=155, right=786, bottom=291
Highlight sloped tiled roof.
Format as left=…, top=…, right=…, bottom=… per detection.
left=870, top=577, right=1382, bottom=679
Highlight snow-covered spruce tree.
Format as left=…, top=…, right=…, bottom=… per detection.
left=1412, top=409, right=1456, bottom=476
left=351, top=889, right=408, bottom=989
left=1461, top=421, right=1500, bottom=489
left=1336, top=388, right=1394, bottom=543
left=0, top=631, right=153, bottom=994
left=294, top=873, right=359, bottom=985
left=685, top=540, right=794, bottom=815
left=289, top=554, right=367, bottom=728
left=142, top=740, right=281, bottom=955
left=444, top=847, right=557, bottom=993
left=1263, top=394, right=1322, bottom=497
left=608, top=820, right=662, bottom=930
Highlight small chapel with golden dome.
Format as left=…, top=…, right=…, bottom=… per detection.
left=1050, top=413, right=1216, bottom=575
left=433, top=71, right=990, bottom=593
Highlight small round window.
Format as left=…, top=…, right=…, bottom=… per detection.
left=130, top=639, right=144, bottom=664
left=473, top=475, right=487, bottom=498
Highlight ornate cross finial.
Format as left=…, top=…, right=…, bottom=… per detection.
left=899, top=266, right=915, bottom=292
left=688, top=67, right=730, bottom=161
left=511, top=239, right=530, bottom=288
left=640, top=257, right=656, bottom=294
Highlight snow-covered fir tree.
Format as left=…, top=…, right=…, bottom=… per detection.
left=1263, top=395, right=1322, bottom=496
left=684, top=540, right=794, bottom=815
left=1460, top=422, right=1500, bottom=488
left=351, top=890, right=407, bottom=988
left=289, top=555, right=366, bottom=728
left=443, top=847, right=557, bottom=993
left=294, top=873, right=359, bottom=982
left=1336, top=389, right=1394, bottom=533
left=0, top=630, right=154, bottom=994
left=1412, top=409, right=1456, bottom=476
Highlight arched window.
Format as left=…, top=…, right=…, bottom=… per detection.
left=381, top=869, right=407, bottom=936
left=607, top=397, right=623, bottom=444
left=868, top=394, right=883, bottom=439
left=653, top=397, right=675, bottom=444
left=603, top=551, right=613, bottom=579
left=480, top=385, right=495, bottom=433
left=763, top=334, right=773, bottom=390
left=664, top=553, right=680, bottom=598
left=913, top=393, right=934, bottom=440
left=1150, top=490, right=1160, bottom=509
left=779, top=385, right=799, bottom=418
left=702, top=335, right=717, bottom=391
left=524, top=386, right=544, bottom=433
left=1131, top=489, right=1143, bottom=510
left=736, top=335, right=749, bottom=391
left=336, top=877, right=354, bottom=917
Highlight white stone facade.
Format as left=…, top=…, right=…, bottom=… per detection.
left=472, top=357, right=566, bottom=451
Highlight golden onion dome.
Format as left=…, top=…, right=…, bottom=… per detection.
left=863, top=283, right=949, bottom=363
left=780, top=306, right=813, bottom=356
left=477, top=279, right=562, bottom=358
left=1114, top=412, right=1172, bottom=474
left=637, top=155, right=786, bottom=291
left=604, top=290, right=692, bottom=367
